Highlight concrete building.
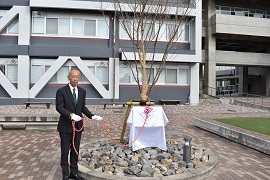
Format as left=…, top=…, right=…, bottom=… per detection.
left=0, top=0, right=202, bottom=105
left=202, top=0, right=270, bottom=97
left=1, top=0, right=269, bottom=106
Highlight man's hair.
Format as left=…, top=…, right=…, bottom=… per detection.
left=68, top=68, right=80, bottom=76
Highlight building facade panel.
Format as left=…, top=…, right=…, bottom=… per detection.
left=0, top=0, right=201, bottom=105
left=213, top=14, right=270, bottom=37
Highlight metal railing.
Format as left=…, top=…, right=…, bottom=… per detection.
left=215, top=5, right=270, bottom=19
left=235, top=93, right=266, bottom=107
left=202, top=86, right=239, bottom=97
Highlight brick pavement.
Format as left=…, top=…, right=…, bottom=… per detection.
left=0, top=103, right=270, bottom=180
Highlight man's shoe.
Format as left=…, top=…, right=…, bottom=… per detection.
left=62, top=176, right=69, bottom=180
left=69, top=174, right=86, bottom=180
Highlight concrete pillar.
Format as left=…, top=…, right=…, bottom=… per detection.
left=204, top=0, right=216, bottom=96
left=17, top=55, right=30, bottom=98
left=239, top=67, right=249, bottom=95
left=243, top=67, right=248, bottom=94
left=266, top=68, right=270, bottom=96
left=190, top=63, right=200, bottom=105
left=199, top=64, right=203, bottom=98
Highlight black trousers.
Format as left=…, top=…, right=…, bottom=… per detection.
left=59, top=131, right=82, bottom=176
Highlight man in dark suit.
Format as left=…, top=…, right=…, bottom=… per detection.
left=56, top=68, right=102, bottom=180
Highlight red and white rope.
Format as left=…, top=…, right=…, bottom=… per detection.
left=71, top=106, right=153, bottom=155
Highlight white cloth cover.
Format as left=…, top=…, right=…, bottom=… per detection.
left=127, top=106, right=169, bottom=151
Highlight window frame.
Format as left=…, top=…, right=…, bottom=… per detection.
left=119, top=18, right=190, bottom=43
left=30, top=59, right=109, bottom=84
left=32, top=11, right=109, bottom=38
left=119, top=62, right=190, bottom=86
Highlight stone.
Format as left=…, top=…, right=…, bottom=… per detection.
left=143, top=153, right=150, bottom=159
left=79, top=139, right=210, bottom=177
left=116, top=158, right=128, bottom=167
left=176, top=169, right=182, bottom=174
left=165, top=169, right=176, bottom=176
left=171, top=162, right=179, bottom=170
left=103, top=170, right=113, bottom=175
left=201, top=155, right=209, bottom=163
left=170, top=155, right=178, bottom=162
left=187, top=162, right=194, bottom=168
left=178, top=161, right=187, bottom=168
left=126, top=166, right=141, bottom=175
left=139, top=170, right=152, bottom=177
left=94, top=167, right=103, bottom=173
left=114, top=166, right=124, bottom=176
left=124, top=149, right=132, bottom=155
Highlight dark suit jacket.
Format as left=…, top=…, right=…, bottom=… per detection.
left=56, top=84, right=94, bottom=133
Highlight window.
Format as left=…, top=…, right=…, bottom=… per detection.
left=42, top=66, right=69, bottom=83
left=0, top=59, right=18, bottom=83
left=85, top=20, right=96, bottom=36
left=32, top=12, right=109, bottom=38
left=120, top=18, right=190, bottom=42
left=167, top=23, right=189, bottom=42
left=184, top=25, right=190, bottom=41
left=31, top=59, right=108, bottom=84
left=72, top=19, right=83, bottom=35
left=156, top=23, right=167, bottom=40
left=157, top=70, right=166, bottom=83
left=220, top=6, right=231, bottom=15
left=0, top=64, right=5, bottom=74
left=31, top=65, right=43, bottom=83
left=86, top=63, right=109, bottom=84
left=59, top=18, right=70, bottom=35
left=0, top=17, right=19, bottom=34
left=119, top=19, right=132, bottom=39
left=97, top=20, right=108, bottom=37
left=56, top=66, right=69, bottom=82
left=119, top=66, right=131, bottom=83
left=46, top=18, right=58, bottom=34
left=7, top=64, right=18, bottom=83
left=254, top=10, right=264, bottom=18
left=167, top=69, right=177, bottom=83
left=96, top=66, right=108, bottom=83
left=179, top=69, right=189, bottom=84
left=234, top=8, right=245, bottom=16
left=7, top=18, right=18, bottom=34
left=131, top=68, right=154, bottom=84
left=33, top=17, right=45, bottom=34
left=266, top=11, right=270, bottom=19
left=143, top=23, right=155, bottom=40
left=119, top=62, right=189, bottom=85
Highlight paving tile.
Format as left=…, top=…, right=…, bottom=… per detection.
left=0, top=102, right=270, bottom=180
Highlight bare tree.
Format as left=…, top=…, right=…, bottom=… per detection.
left=101, top=0, right=194, bottom=103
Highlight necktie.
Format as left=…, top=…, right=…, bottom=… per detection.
left=72, top=88, right=76, bottom=105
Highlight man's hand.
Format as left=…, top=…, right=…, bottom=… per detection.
left=92, top=115, right=103, bottom=121
left=71, top=114, right=82, bottom=122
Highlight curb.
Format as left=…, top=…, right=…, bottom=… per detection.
left=78, top=141, right=218, bottom=180
left=193, top=118, right=270, bottom=155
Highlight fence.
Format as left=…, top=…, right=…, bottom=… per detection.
left=235, top=93, right=266, bottom=107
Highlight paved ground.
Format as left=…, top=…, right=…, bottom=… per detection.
left=0, top=102, right=270, bottom=180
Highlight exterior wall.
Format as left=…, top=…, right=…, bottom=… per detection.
left=248, top=67, right=267, bottom=95
left=215, top=51, right=270, bottom=66
left=213, top=14, right=270, bottom=37
left=0, top=0, right=201, bottom=105
left=119, top=85, right=190, bottom=104
left=203, top=0, right=270, bottom=96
